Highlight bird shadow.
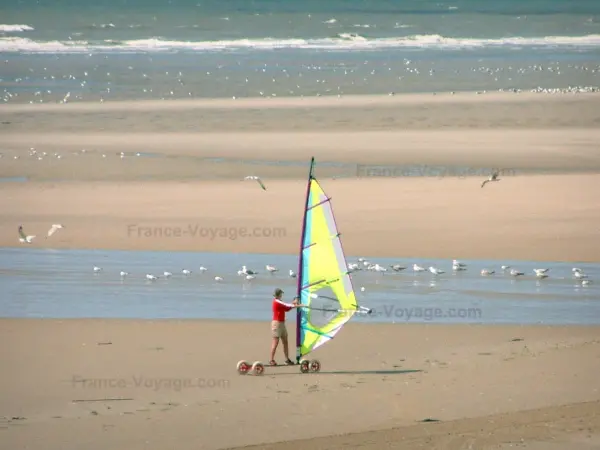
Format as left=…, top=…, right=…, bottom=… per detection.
left=271, top=369, right=422, bottom=376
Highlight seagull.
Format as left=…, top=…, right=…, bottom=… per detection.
left=242, top=265, right=257, bottom=275
left=120, top=271, right=128, bottom=277
left=182, top=269, right=191, bottom=275
left=452, top=262, right=467, bottom=271
left=535, top=272, right=548, bottom=279
left=18, top=226, right=35, bottom=244
left=452, top=259, right=466, bottom=268
left=510, top=269, right=524, bottom=277
left=582, top=280, right=591, bottom=286
left=163, top=271, right=172, bottom=277
left=370, top=264, right=387, bottom=272
left=244, top=175, right=267, bottom=190
left=289, top=269, right=297, bottom=278
left=574, top=271, right=588, bottom=279
left=214, top=276, right=224, bottom=282
left=93, top=266, right=102, bottom=272
left=199, top=266, right=208, bottom=272
left=46, top=224, right=65, bottom=238
left=572, top=267, right=584, bottom=274
left=245, top=274, right=256, bottom=280
left=429, top=266, right=445, bottom=275
left=481, top=170, right=500, bottom=188
left=146, top=274, right=157, bottom=281
left=347, top=263, right=360, bottom=272
left=501, top=265, right=511, bottom=271
left=413, top=264, right=426, bottom=272
left=266, top=265, right=279, bottom=273
left=481, top=269, right=495, bottom=276
left=533, top=269, right=549, bottom=277
left=390, top=264, right=406, bottom=272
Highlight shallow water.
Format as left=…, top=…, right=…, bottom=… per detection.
left=2, top=0, right=599, bottom=103
left=0, top=247, right=598, bottom=325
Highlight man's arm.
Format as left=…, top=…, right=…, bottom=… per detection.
left=274, top=298, right=295, bottom=310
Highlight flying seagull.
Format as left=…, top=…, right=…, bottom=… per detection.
left=18, top=225, right=35, bottom=244
left=46, top=224, right=65, bottom=238
left=481, top=170, right=500, bottom=188
left=244, top=175, right=267, bottom=190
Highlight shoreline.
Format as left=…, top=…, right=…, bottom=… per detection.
left=1, top=90, right=599, bottom=112
left=2, top=244, right=600, bottom=264
left=2, top=317, right=599, bottom=327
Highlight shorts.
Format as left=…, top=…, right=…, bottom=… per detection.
left=271, top=320, right=288, bottom=339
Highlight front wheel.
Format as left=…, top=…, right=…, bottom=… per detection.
left=309, top=359, right=321, bottom=372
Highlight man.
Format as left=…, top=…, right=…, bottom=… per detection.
left=270, top=288, right=304, bottom=366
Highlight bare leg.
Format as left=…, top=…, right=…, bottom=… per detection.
left=270, top=337, right=279, bottom=362
left=281, top=334, right=289, bottom=360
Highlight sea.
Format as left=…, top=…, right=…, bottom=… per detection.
left=1, top=247, right=598, bottom=325
left=1, top=0, right=599, bottom=103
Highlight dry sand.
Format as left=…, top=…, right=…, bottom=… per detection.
left=1, top=92, right=600, bottom=261
left=1, top=319, right=599, bottom=450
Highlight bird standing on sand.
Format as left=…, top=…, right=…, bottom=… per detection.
left=18, top=225, right=35, bottom=243
left=390, top=264, right=406, bottom=272
left=481, top=170, right=500, bottom=188
left=244, top=176, right=267, bottom=190
left=46, top=224, right=65, bottom=238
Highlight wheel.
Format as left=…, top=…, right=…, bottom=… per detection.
left=299, top=359, right=310, bottom=374
left=251, top=361, right=264, bottom=376
left=237, top=360, right=250, bottom=375
left=309, top=359, right=321, bottom=372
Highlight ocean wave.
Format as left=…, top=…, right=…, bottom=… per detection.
left=2, top=34, right=600, bottom=54
left=0, top=24, right=35, bottom=33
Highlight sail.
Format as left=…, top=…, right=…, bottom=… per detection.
left=296, top=158, right=358, bottom=360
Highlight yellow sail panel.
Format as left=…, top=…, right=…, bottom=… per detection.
left=298, top=178, right=358, bottom=357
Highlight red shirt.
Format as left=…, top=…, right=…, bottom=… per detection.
left=272, top=298, right=293, bottom=322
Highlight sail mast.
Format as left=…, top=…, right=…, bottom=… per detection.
left=295, top=157, right=315, bottom=363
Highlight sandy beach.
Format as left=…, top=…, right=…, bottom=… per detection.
left=1, top=92, right=600, bottom=448
left=1, top=319, right=599, bottom=450
left=1, top=92, right=600, bottom=261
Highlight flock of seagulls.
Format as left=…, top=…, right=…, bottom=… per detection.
left=92, top=263, right=298, bottom=284
left=344, top=258, right=593, bottom=286
left=18, top=224, right=65, bottom=244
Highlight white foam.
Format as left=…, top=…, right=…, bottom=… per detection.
left=2, top=34, right=600, bottom=54
left=0, top=24, right=35, bottom=33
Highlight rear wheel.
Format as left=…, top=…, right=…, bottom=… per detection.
left=237, top=360, right=250, bottom=375
left=299, top=359, right=310, bottom=373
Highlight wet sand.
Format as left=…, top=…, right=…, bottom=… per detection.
left=1, top=319, right=599, bottom=450
left=1, top=93, right=600, bottom=261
